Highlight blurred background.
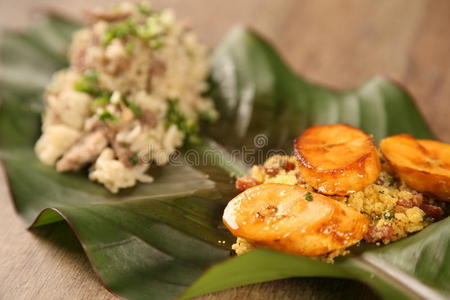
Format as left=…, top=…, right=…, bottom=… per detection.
left=1, top=0, right=449, bottom=142
left=0, top=1, right=449, bottom=299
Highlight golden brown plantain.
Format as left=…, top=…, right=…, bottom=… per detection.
left=223, top=183, right=369, bottom=256
left=380, top=134, right=450, bottom=201
left=295, top=124, right=381, bottom=195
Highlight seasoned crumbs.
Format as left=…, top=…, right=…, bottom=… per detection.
left=231, top=155, right=448, bottom=258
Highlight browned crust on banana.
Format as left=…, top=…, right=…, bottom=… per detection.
left=223, top=183, right=369, bottom=256
left=294, top=124, right=381, bottom=195
left=381, top=134, right=450, bottom=201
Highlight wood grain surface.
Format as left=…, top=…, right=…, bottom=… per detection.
left=1, top=0, right=449, bottom=299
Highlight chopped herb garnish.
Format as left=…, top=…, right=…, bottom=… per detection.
left=103, top=19, right=137, bottom=46
left=166, top=98, right=202, bottom=145
left=200, top=109, right=219, bottom=123
left=184, top=118, right=199, bottom=135
left=127, top=101, right=143, bottom=117
left=75, top=70, right=113, bottom=101
left=187, top=135, right=202, bottom=146
left=103, top=8, right=167, bottom=49
left=92, top=96, right=110, bottom=107
left=166, top=98, right=184, bottom=128
left=84, top=69, right=98, bottom=82
left=383, top=212, right=394, bottom=220
left=128, top=154, right=139, bottom=166
left=99, top=110, right=118, bottom=122
left=379, top=190, right=385, bottom=194
left=149, top=39, right=164, bottom=49
left=386, top=176, right=398, bottom=186
left=305, top=192, right=313, bottom=201
left=74, top=70, right=103, bottom=96
left=137, top=2, right=152, bottom=16
left=125, top=41, right=136, bottom=54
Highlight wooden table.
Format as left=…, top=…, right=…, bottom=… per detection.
left=1, top=0, right=449, bottom=299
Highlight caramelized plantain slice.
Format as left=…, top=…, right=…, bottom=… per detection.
left=294, top=124, right=381, bottom=195
left=380, top=134, right=450, bottom=201
left=223, top=183, right=369, bottom=256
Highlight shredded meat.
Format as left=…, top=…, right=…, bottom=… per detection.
left=394, top=205, right=407, bottom=214
left=71, top=45, right=87, bottom=73
left=150, top=60, right=166, bottom=77
left=264, top=157, right=296, bottom=176
left=420, top=204, right=443, bottom=219
left=397, top=193, right=423, bottom=208
left=112, top=141, right=135, bottom=168
left=364, top=223, right=393, bottom=243
left=91, top=122, right=116, bottom=141
left=285, top=161, right=296, bottom=171
left=71, top=33, right=100, bottom=73
left=141, top=110, right=157, bottom=128
left=375, top=177, right=384, bottom=185
left=56, top=130, right=108, bottom=172
left=235, top=176, right=260, bottom=192
left=120, top=106, right=135, bottom=124
left=146, top=60, right=166, bottom=91
left=105, top=56, right=130, bottom=75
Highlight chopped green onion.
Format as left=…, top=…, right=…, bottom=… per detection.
left=200, top=109, right=219, bottom=123
left=187, top=135, right=202, bottom=146
left=99, top=110, right=118, bottom=122
left=102, top=6, right=167, bottom=50
left=74, top=70, right=104, bottom=96
left=305, top=192, right=313, bottom=201
left=103, top=19, right=137, bottom=46
left=75, top=71, right=98, bottom=92
left=386, top=176, right=398, bottom=186
left=149, top=39, right=164, bottom=49
left=125, top=41, right=136, bottom=54
left=74, top=70, right=114, bottom=102
left=165, top=98, right=202, bottom=145
left=128, top=154, right=139, bottom=166
left=383, top=212, right=394, bottom=220
left=137, top=2, right=152, bottom=16
left=92, top=96, right=110, bottom=107
left=127, top=101, right=143, bottom=117
left=84, top=70, right=98, bottom=82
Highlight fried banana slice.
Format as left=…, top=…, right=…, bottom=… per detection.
left=380, top=134, right=450, bottom=201
left=223, top=183, right=369, bottom=256
left=295, top=124, right=381, bottom=195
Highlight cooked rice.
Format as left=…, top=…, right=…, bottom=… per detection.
left=233, top=155, right=447, bottom=257
left=35, top=2, right=216, bottom=192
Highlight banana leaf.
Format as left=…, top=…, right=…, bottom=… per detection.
left=0, top=14, right=448, bottom=300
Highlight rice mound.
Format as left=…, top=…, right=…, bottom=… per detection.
left=35, top=2, right=216, bottom=193
left=233, top=155, right=447, bottom=257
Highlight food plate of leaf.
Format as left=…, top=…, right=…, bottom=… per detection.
left=0, top=7, right=449, bottom=300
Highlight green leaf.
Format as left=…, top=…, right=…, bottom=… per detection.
left=1, top=14, right=448, bottom=300
left=179, top=249, right=412, bottom=300
left=206, top=28, right=434, bottom=154
left=183, top=27, right=447, bottom=300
